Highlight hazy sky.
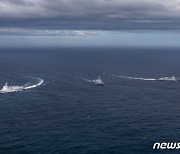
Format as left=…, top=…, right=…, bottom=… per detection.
left=1, top=0, right=180, bottom=47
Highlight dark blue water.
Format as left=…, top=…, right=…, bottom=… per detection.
left=0, top=48, right=180, bottom=154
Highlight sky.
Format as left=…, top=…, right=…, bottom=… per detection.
left=1, top=0, right=180, bottom=47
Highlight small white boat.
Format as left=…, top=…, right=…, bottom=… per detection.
left=0, top=82, right=23, bottom=93
left=91, top=76, right=104, bottom=86
left=158, top=75, right=177, bottom=81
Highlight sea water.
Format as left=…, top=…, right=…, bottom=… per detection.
left=0, top=47, right=180, bottom=153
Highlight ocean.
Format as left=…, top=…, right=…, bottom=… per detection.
left=0, top=47, right=180, bottom=154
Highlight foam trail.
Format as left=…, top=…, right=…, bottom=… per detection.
left=80, top=78, right=92, bottom=83
left=0, top=78, right=44, bottom=94
left=111, top=74, right=156, bottom=81
left=24, top=78, right=44, bottom=89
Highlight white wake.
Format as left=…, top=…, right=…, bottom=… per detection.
left=80, top=77, right=93, bottom=83
left=111, top=74, right=157, bottom=81
left=0, top=78, right=44, bottom=94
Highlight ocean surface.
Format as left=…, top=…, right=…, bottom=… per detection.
left=0, top=47, right=180, bottom=154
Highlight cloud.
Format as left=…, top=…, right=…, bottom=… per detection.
left=1, top=0, right=180, bottom=31
left=0, top=28, right=97, bottom=36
